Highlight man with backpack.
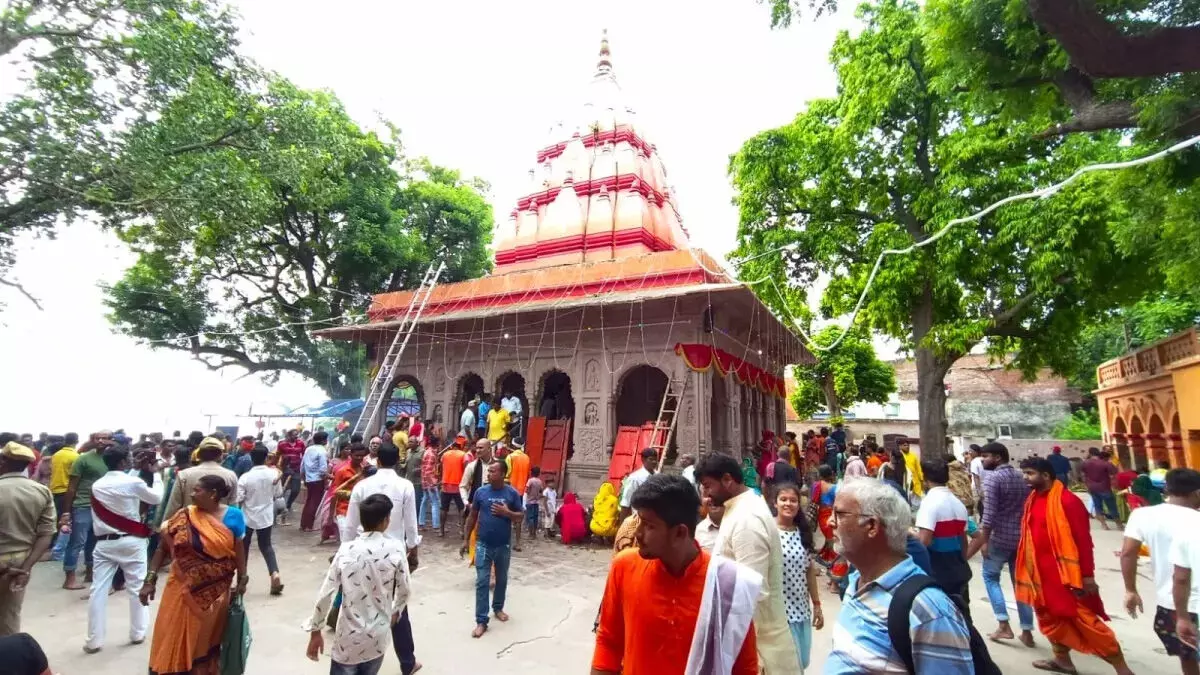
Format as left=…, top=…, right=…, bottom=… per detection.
left=825, top=477, right=999, bottom=674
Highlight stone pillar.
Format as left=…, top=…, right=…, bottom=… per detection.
left=1129, top=434, right=1148, bottom=470
left=675, top=369, right=701, bottom=462
left=728, top=381, right=742, bottom=460
left=571, top=356, right=609, bottom=500
left=1147, top=433, right=1171, bottom=467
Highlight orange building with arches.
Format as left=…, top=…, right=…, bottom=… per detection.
left=1095, top=327, right=1200, bottom=470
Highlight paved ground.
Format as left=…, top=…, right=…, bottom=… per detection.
left=16, top=514, right=1173, bottom=674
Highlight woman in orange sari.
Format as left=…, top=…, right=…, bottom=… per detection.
left=142, top=475, right=247, bottom=675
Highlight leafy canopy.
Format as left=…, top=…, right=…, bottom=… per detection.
left=0, top=0, right=242, bottom=303
left=103, top=74, right=494, bottom=397
left=732, top=0, right=1152, bottom=454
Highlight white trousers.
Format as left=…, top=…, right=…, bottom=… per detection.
left=86, top=536, right=149, bottom=649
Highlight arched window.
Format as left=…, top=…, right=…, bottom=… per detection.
left=387, top=379, right=421, bottom=419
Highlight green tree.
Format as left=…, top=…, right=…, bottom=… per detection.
left=790, top=327, right=895, bottom=419
left=731, top=0, right=1151, bottom=458
left=0, top=0, right=242, bottom=303
left=104, top=76, right=493, bottom=397
left=1069, top=293, right=1200, bottom=403
left=1054, top=409, right=1103, bottom=440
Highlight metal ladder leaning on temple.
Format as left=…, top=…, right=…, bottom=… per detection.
left=648, top=374, right=689, bottom=468
left=352, top=261, right=446, bottom=437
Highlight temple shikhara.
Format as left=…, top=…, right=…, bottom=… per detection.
left=316, top=33, right=810, bottom=498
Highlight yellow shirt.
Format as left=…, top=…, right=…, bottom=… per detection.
left=49, top=446, right=79, bottom=494
left=487, top=408, right=510, bottom=442
left=392, top=430, right=408, bottom=450
left=903, top=450, right=925, bottom=497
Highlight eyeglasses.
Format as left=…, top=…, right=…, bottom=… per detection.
left=832, top=510, right=875, bottom=524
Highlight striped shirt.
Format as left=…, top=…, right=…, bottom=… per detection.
left=824, top=556, right=974, bottom=674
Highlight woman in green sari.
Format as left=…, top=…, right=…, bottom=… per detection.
left=741, top=456, right=761, bottom=494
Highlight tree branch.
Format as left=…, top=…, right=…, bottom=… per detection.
left=0, top=277, right=43, bottom=310
left=1026, top=0, right=1200, bottom=78
left=1036, top=68, right=1139, bottom=138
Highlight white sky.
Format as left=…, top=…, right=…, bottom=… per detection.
left=0, top=0, right=857, bottom=435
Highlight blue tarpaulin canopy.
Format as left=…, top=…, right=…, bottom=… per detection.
left=293, top=399, right=364, bottom=417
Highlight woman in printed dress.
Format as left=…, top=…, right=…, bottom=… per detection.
left=775, top=483, right=823, bottom=669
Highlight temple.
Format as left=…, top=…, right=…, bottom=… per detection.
left=314, top=32, right=810, bottom=498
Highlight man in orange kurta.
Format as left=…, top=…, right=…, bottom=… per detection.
left=1016, top=457, right=1134, bottom=675
left=592, top=474, right=758, bottom=675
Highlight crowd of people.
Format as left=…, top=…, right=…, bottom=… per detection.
left=3, top=418, right=1199, bottom=674
left=591, top=426, right=1200, bottom=675
left=0, top=411, right=572, bottom=675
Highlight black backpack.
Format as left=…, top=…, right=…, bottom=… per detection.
left=886, top=574, right=1003, bottom=675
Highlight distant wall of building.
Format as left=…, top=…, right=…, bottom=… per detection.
left=957, top=437, right=1099, bottom=462
left=948, top=400, right=1075, bottom=439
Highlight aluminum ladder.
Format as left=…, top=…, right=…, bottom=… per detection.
left=648, top=374, right=689, bottom=467
left=353, top=261, right=446, bottom=437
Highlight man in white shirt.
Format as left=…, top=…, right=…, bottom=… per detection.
left=305, top=493, right=410, bottom=675
left=696, top=453, right=800, bottom=674
left=679, top=454, right=696, bottom=488
left=500, top=392, right=522, bottom=439
left=237, top=446, right=284, bottom=595
left=1121, top=467, right=1200, bottom=672
left=341, top=445, right=420, bottom=675
left=968, top=444, right=985, bottom=497
left=85, top=447, right=161, bottom=654
left=460, top=403, right=476, bottom=441
left=618, top=448, right=657, bottom=522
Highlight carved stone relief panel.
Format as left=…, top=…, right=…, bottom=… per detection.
left=583, top=401, right=600, bottom=426
left=577, top=427, right=606, bottom=463
left=584, top=359, right=601, bottom=392
left=434, top=368, right=446, bottom=393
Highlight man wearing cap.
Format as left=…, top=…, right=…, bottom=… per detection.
left=439, top=433, right=470, bottom=537
left=460, top=400, right=477, bottom=441
left=160, top=437, right=237, bottom=522
left=1048, top=445, right=1071, bottom=486
left=0, top=442, right=55, bottom=636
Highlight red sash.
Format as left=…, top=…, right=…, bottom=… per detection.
left=92, top=498, right=152, bottom=538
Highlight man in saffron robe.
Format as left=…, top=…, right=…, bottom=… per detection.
left=1016, top=457, right=1134, bottom=675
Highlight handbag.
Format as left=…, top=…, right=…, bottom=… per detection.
left=219, top=594, right=252, bottom=675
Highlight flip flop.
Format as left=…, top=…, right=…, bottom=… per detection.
left=1032, top=659, right=1077, bottom=674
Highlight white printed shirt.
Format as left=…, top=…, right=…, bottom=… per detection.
left=237, top=465, right=282, bottom=531
left=302, top=532, right=410, bottom=665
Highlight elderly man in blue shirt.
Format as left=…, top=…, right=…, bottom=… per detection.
left=825, top=477, right=977, bottom=674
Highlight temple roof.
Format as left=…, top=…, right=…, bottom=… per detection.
left=492, top=31, right=689, bottom=274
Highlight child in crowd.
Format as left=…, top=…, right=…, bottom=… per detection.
left=541, top=476, right=558, bottom=536
left=304, top=494, right=410, bottom=675
left=524, top=466, right=545, bottom=541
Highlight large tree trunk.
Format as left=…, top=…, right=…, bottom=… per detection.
left=911, top=281, right=956, bottom=461
left=821, top=376, right=842, bottom=418
left=914, top=346, right=951, bottom=461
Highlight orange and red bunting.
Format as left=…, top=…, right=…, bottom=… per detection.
left=674, top=343, right=715, bottom=372
left=672, top=343, right=785, bottom=400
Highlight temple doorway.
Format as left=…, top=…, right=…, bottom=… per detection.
left=616, top=364, right=676, bottom=462
left=387, top=375, right=424, bottom=422
left=537, top=369, right=575, bottom=421
left=495, top=371, right=529, bottom=441
left=457, top=373, right=484, bottom=411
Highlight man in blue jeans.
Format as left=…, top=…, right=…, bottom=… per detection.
left=966, top=442, right=1036, bottom=646
left=460, top=460, right=523, bottom=638
left=59, top=432, right=113, bottom=590
left=1081, top=447, right=1120, bottom=530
